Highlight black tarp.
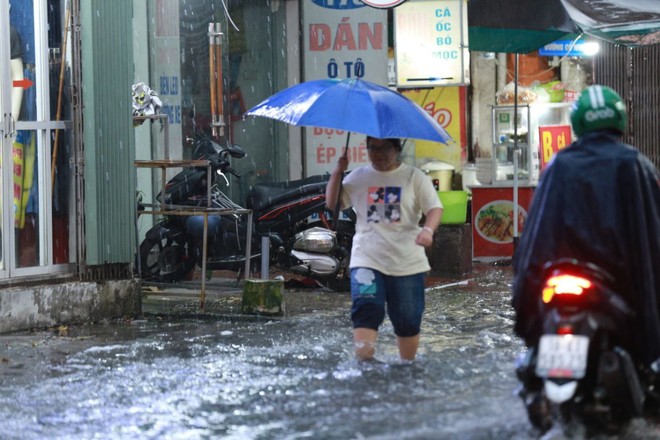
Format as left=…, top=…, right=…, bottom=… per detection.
left=512, top=130, right=660, bottom=365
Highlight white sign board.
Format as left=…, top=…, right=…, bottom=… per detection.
left=394, top=0, right=469, bottom=88
left=152, top=0, right=182, bottom=162
left=362, top=0, right=409, bottom=8
left=303, top=1, right=388, bottom=177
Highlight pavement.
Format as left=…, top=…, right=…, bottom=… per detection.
left=138, top=261, right=513, bottom=318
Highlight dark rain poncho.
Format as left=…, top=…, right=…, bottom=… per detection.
left=512, top=130, right=660, bottom=366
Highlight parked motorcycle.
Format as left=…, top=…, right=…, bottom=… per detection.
left=514, top=258, right=659, bottom=433
left=138, top=131, right=354, bottom=291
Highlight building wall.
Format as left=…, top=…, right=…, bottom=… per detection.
left=81, top=0, right=136, bottom=265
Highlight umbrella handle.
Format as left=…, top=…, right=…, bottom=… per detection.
left=333, top=133, right=351, bottom=230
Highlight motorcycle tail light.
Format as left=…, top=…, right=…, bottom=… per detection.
left=557, top=323, right=573, bottom=335
left=542, top=274, right=592, bottom=304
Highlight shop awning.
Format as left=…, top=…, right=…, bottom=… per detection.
left=468, top=0, right=660, bottom=53
left=468, top=0, right=579, bottom=53
left=562, top=0, right=660, bottom=46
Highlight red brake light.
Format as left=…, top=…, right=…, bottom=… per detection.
left=557, top=324, right=574, bottom=335
left=542, top=274, right=592, bottom=304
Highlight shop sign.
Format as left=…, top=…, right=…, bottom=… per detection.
left=362, top=0, right=409, bottom=8
left=310, top=0, right=366, bottom=9
left=153, top=0, right=183, bottom=159
left=539, top=40, right=593, bottom=57
left=401, top=86, right=466, bottom=171
left=303, top=1, right=388, bottom=176
left=471, top=187, right=534, bottom=258
left=539, top=125, right=572, bottom=170
left=394, top=0, right=469, bottom=87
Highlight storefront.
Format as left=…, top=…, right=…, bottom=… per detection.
left=0, top=0, right=503, bottom=278
left=1, top=0, right=77, bottom=281
left=470, top=47, right=592, bottom=260
left=1, top=0, right=657, bottom=285
left=134, top=0, right=293, bottom=211
left=1, top=0, right=295, bottom=283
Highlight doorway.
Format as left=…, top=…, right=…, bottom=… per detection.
left=0, top=0, right=76, bottom=280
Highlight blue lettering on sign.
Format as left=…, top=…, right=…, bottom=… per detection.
left=160, top=76, right=169, bottom=95
left=171, top=76, right=179, bottom=95
left=435, top=7, right=451, bottom=17
left=435, top=22, right=452, bottom=32
left=433, top=50, right=458, bottom=59
left=311, top=0, right=366, bottom=9
left=159, top=76, right=180, bottom=96
left=539, top=40, right=590, bottom=57
left=162, top=105, right=182, bottom=124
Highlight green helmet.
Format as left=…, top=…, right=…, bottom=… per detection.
left=570, top=85, right=627, bottom=137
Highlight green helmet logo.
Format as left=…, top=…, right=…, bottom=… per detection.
left=570, top=85, right=627, bottom=137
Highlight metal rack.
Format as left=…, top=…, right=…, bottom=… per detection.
left=134, top=120, right=252, bottom=310
left=133, top=114, right=171, bottom=158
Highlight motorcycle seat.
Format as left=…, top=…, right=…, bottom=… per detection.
left=246, top=174, right=330, bottom=212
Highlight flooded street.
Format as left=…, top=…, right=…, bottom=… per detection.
left=1, top=266, right=659, bottom=439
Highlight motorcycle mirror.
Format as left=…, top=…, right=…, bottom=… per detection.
left=210, top=139, right=223, bottom=153
left=227, top=144, right=247, bottom=159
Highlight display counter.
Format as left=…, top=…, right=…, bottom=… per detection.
left=468, top=102, right=570, bottom=260
left=470, top=184, right=535, bottom=259
left=490, top=103, right=572, bottom=186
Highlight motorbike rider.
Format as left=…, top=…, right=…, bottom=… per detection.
left=512, top=85, right=660, bottom=368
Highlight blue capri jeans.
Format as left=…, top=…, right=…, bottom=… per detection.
left=350, top=267, right=426, bottom=337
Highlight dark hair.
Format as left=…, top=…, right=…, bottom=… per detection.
left=366, top=136, right=402, bottom=152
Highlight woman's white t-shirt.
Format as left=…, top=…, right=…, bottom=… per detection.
left=340, top=163, right=442, bottom=276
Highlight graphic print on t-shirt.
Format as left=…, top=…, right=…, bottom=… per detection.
left=367, top=186, right=401, bottom=223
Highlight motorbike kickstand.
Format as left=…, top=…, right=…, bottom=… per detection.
left=233, top=267, right=244, bottom=288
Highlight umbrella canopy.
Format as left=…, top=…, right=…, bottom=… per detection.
left=245, top=78, right=452, bottom=144
left=468, top=0, right=660, bottom=53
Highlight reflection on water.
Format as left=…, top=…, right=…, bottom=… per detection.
left=0, top=271, right=658, bottom=439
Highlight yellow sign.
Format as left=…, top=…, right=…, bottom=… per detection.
left=12, top=131, right=36, bottom=229
left=539, top=125, right=572, bottom=170
left=402, top=86, right=466, bottom=171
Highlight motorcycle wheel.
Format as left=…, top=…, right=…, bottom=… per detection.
left=139, top=227, right=195, bottom=282
left=524, top=391, right=554, bottom=433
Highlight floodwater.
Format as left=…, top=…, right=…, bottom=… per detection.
left=1, top=267, right=659, bottom=440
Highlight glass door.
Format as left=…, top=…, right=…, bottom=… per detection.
left=0, top=0, right=15, bottom=277
left=1, top=0, right=75, bottom=280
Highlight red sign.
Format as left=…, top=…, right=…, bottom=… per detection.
left=539, top=125, right=572, bottom=170
left=471, top=186, right=534, bottom=258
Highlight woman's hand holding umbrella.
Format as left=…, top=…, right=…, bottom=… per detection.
left=326, top=150, right=350, bottom=222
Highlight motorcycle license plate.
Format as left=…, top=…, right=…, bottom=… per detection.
left=535, top=335, right=589, bottom=379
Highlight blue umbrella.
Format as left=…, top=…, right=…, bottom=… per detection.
left=245, top=78, right=452, bottom=144
left=246, top=78, right=453, bottom=229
